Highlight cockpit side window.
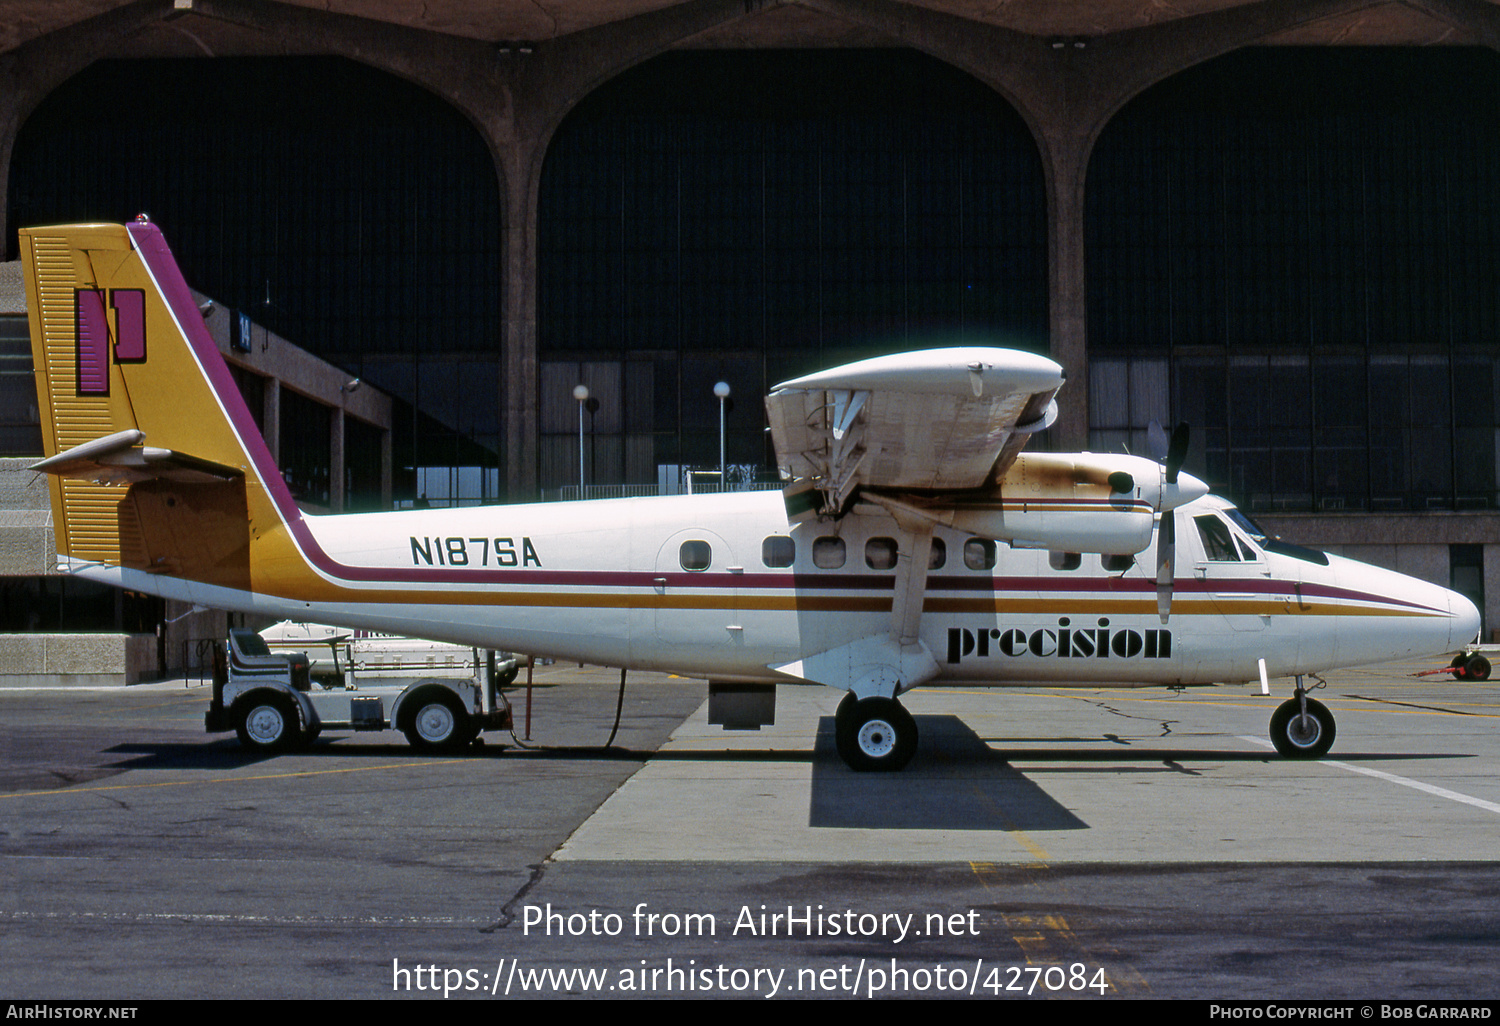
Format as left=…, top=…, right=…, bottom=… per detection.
left=1194, top=515, right=1243, bottom=561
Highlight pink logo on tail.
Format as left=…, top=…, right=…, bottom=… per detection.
left=74, top=289, right=146, bottom=396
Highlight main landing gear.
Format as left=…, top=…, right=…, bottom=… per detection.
left=834, top=693, right=918, bottom=771
left=1268, top=675, right=1336, bottom=759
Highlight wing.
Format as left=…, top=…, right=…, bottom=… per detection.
left=765, top=347, right=1064, bottom=515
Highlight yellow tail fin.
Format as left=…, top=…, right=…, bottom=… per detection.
left=21, top=218, right=293, bottom=589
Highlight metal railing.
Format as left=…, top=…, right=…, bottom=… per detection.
left=545, top=481, right=783, bottom=502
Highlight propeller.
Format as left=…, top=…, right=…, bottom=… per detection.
left=1152, top=423, right=1191, bottom=624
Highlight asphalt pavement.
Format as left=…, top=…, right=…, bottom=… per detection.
left=2, top=657, right=1498, bottom=1001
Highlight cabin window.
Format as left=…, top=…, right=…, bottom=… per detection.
left=1102, top=553, right=1134, bottom=572
left=929, top=537, right=946, bottom=570
left=679, top=539, right=712, bottom=571
left=1050, top=551, right=1081, bottom=571
left=1194, top=515, right=1243, bottom=561
left=813, top=536, right=846, bottom=569
left=964, top=538, right=996, bottom=571
left=761, top=536, right=795, bottom=568
left=865, top=537, right=898, bottom=570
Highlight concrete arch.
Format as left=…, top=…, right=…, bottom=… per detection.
left=1, top=2, right=196, bottom=254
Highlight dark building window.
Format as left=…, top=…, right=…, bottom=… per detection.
left=0, top=577, right=162, bottom=633
left=1087, top=49, right=1500, bottom=512
left=538, top=50, right=1047, bottom=491
left=0, top=316, right=41, bottom=456
left=345, top=415, right=385, bottom=513
left=10, top=56, right=501, bottom=507
left=279, top=389, right=331, bottom=507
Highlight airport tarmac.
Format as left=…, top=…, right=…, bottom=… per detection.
left=1, top=657, right=1498, bottom=1000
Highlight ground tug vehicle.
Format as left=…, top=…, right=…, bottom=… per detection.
left=205, top=628, right=514, bottom=752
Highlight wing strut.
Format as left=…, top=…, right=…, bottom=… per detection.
left=887, top=507, right=936, bottom=648
left=768, top=499, right=940, bottom=699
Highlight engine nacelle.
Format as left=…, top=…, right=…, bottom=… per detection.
left=881, top=453, right=1170, bottom=556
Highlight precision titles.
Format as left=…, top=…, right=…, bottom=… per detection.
left=948, top=618, right=1171, bottom=664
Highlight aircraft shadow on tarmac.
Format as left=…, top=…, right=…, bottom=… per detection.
left=807, top=714, right=1090, bottom=831
left=803, top=714, right=1475, bottom=832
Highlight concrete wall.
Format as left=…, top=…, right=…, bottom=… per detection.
left=0, top=632, right=157, bottom=685
left=0, top=457, right=53, bottom=575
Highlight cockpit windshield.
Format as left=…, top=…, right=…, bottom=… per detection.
left=1222, top=507, right=1270, bottom=546
left=1218, top=504, right=1330, bottom=566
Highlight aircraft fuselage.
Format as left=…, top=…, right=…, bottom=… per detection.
left=82, top=488, right=1473, bottom=691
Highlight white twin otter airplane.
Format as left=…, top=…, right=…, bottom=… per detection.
left=21, top=218, right=1481, bottom=770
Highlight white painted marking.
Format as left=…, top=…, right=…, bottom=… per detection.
left=1240, top=736, right=1500, bottom=815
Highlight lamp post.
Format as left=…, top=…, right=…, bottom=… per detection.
left=573, top=384, right=589, bottom=494
left=714, top=381, right=730, bottom=491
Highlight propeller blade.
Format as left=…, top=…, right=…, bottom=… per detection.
left=1155, top=509, right=1176, bottom=623
left=1147, top=420, right=1170, bottom=461
left=1165, top=423, right=1190, bottom=485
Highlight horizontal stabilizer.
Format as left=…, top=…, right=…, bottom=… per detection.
left=30, top=428, right=242, bottom=486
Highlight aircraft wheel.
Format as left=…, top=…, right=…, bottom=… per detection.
left=233, top=693, right=299, bottom=753
left=1268, top=697, right=1336, bottom=759
left=1449, top=654, right=1490, bottom=680
left=834, top=694, right=917, bottom=772
left=403, top=690, right=475, bottom=752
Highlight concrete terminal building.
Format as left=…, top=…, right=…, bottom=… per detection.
left=0, top=0, right=1496, bottom=664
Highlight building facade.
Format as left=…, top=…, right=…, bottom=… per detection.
left=1, top=0, right=1495, bottom=637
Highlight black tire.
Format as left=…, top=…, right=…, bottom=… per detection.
left=834, top=693, right=918, bottom=772
left=233, top=692, right=299, bottom=753
left=402, top=690, right=474, bottom=752
left=1269, top=697, right=1336, bottom=759
left=1464, top=654, right=1491, bottom=681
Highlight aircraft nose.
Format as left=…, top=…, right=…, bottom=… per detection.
left=1161, top=470, right=1210, bottom=511
left=1450, top=590, right=1482, bottom=651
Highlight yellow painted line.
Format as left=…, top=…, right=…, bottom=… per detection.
left=969, top=863, right=1150, bottom=995
left=956, top=789, right=1053, bottom=861
left=1001, top=825, right=1053, bottom=862
left=0, top=758, right=469, bottom=802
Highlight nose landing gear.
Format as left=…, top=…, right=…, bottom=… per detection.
left=1269, top=675, right=1336, bottom=759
